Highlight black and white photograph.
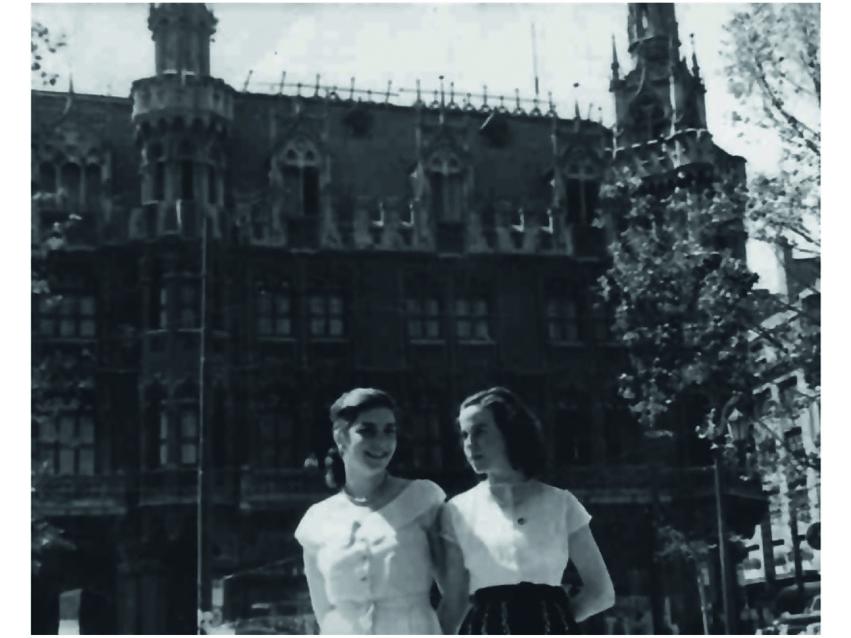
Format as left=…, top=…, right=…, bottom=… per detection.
left=27, top=2, right=823, bottom=635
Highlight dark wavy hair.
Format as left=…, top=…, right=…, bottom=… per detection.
left=323, top=388, right=399, bottom=489
left=459, top=386, right=546, bottom=478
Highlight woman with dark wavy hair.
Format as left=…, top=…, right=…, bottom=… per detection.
left=294, top=388, right=445, bottom=634
left=437, top=387, right=615, bottom=634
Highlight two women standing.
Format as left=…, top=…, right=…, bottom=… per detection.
left=294, top=386, right=615, bottom=634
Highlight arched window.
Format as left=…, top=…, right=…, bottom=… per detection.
left=426, top=150, right=464, bottom=222
left=278, top=139, right=321, bottom=216
left=85, top=164, right=101, bottom=209
left=630, top=94, right=668, bottom=140
left=39, top=161, right=56, bottom=193
left=563, top=162, right=600, bottom=226
left=179, top=140, right=195, bottom=201
left=149, top=143, right=165, bottom=201
left=61, top=162, right=81, bottom=207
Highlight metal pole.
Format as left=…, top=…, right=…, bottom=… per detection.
left=196, top=208, right=210, bottom=634
left=714, top=453, right=736, bottom=634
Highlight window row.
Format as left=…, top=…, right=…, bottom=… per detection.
left=37, top=161, right=104, bottom=209
left=34, top=294, right=96, bottom=339
left=34, top=413, right=96, bottom=476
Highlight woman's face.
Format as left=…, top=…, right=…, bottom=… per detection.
left=458, top=404, right=513, bottom=476
left=339, top=406, right=398, bottom=475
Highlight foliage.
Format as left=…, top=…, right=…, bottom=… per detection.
left=722, top=2, right=821, bottom=486
left=598, top=165, right=818, bottom=495
left=32, top=21, right=66, bottom=88
left=724, top=4, right=820, bottom=256
left=31, top=19, right=77, bottom=576
left=599, top=170, right=758, bottom=435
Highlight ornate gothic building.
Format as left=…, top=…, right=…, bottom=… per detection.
left=32, top=3, right=763, bottom=634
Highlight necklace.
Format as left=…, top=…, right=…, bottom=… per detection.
left=343, top=472, right=390, bottom=506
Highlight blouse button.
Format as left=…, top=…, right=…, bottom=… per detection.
left=517, top=517, right=526, bottom=525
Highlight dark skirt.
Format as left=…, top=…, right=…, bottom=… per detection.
left=459, top=582, right=581, bottom=635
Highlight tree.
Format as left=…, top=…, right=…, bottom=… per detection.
left=724, top=4, right=820, bottom=257
left=32, top=19, right=77, bottom=578
left=31, top=21, right=66, bottom=88
left=722, top=2, right=821, bottom=522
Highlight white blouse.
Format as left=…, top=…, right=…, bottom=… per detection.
left=294, top=479, right=445, bottom=634
left=440, top=480, right=591, bottom=594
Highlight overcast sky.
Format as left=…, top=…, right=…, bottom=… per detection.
left=31, top=1, right=789, bottom=288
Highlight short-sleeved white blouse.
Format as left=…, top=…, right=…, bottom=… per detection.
left=295, top=479, right=445, bottom=634
left=440, top=480, right=591, bottom=594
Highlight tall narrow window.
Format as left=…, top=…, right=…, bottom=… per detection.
left=427, top=152, right=464, bottom=222
left=256, top=282, right=292, bottom=338
left=455, top=296, right=490, bottom=342
left=85, top=164, right=101, bottom=209
left=564, top=177, right=600, bottom=226
left=309, top=291, right=345, bottom=338
left=158, top=409, right=169, bottom=467
left=178, top=281, right=199, bottom=329
left=181, top=160, right=194, bottom=201
left=555, top=395, right=593, bottom=465
left=61, top=162, right=81, bottom=207
left=154, top=161, right=165, bottom=201
left=39, top=162, right=56, bottom=193
left=257, top=410, right=295, bottom=466
left=278, top=140, right=321, bottom=217
left=179, top=409, right=198, bottom=465
left=303, top=166, right=320, bottom=216
left=34, top=292, right=96, bottom=339
left=38, top=412, right=95, bottom=475
left=408, top=409, right=443, bottom=470
left=207, top=165, right=217, bottom=204
left=546, top=296, right=580, bottom=343
left=406, top=296, right=442, bottom=341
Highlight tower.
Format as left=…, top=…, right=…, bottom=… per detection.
left=127, top=6, right=237, bottom=626
left=148, top=3, right=217, bottom=77
left=131, top=3, right=233, bottom=232
left=611, top=3, right=708, bottom=147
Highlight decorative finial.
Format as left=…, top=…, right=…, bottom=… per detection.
left=515, top=88, right=521, bottom=111
left=296, top=81, right=302, bottom=97
left=277, top=70, right=287, bottom=95
left=611, top=35, right=620, bottom=80
left=587, top=102, right=593, bottom=120
left=598, top=106, right=604, bottom=124
left=690, top=33, right=701, bottom=78
left=482, top=85, right=489, bottom=109
left=439, top=75, right=446, bottom=108
left=385, top=80, right=392, bottom=103
left=573, top=82, right=580, bottom=118
left=314, top=74, right=321, bottom=97
left=349, top=77, right=355, bottom=100
left=68, top=74, right=75, bottom=95
left=449, top=81, right=456, bottom=107
left=415, top=79, right=422, bottom=104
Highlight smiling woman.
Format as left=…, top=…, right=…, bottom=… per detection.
left=294, top=388, right=446, bottom=634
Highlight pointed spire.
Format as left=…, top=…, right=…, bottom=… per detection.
left=439, top=75, right=446, bottom=108
left=690, top=33, right=701, bottom=78
left=611, top=35, right=620, bottom=80
left=572, top=82, right=580, bottom=119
